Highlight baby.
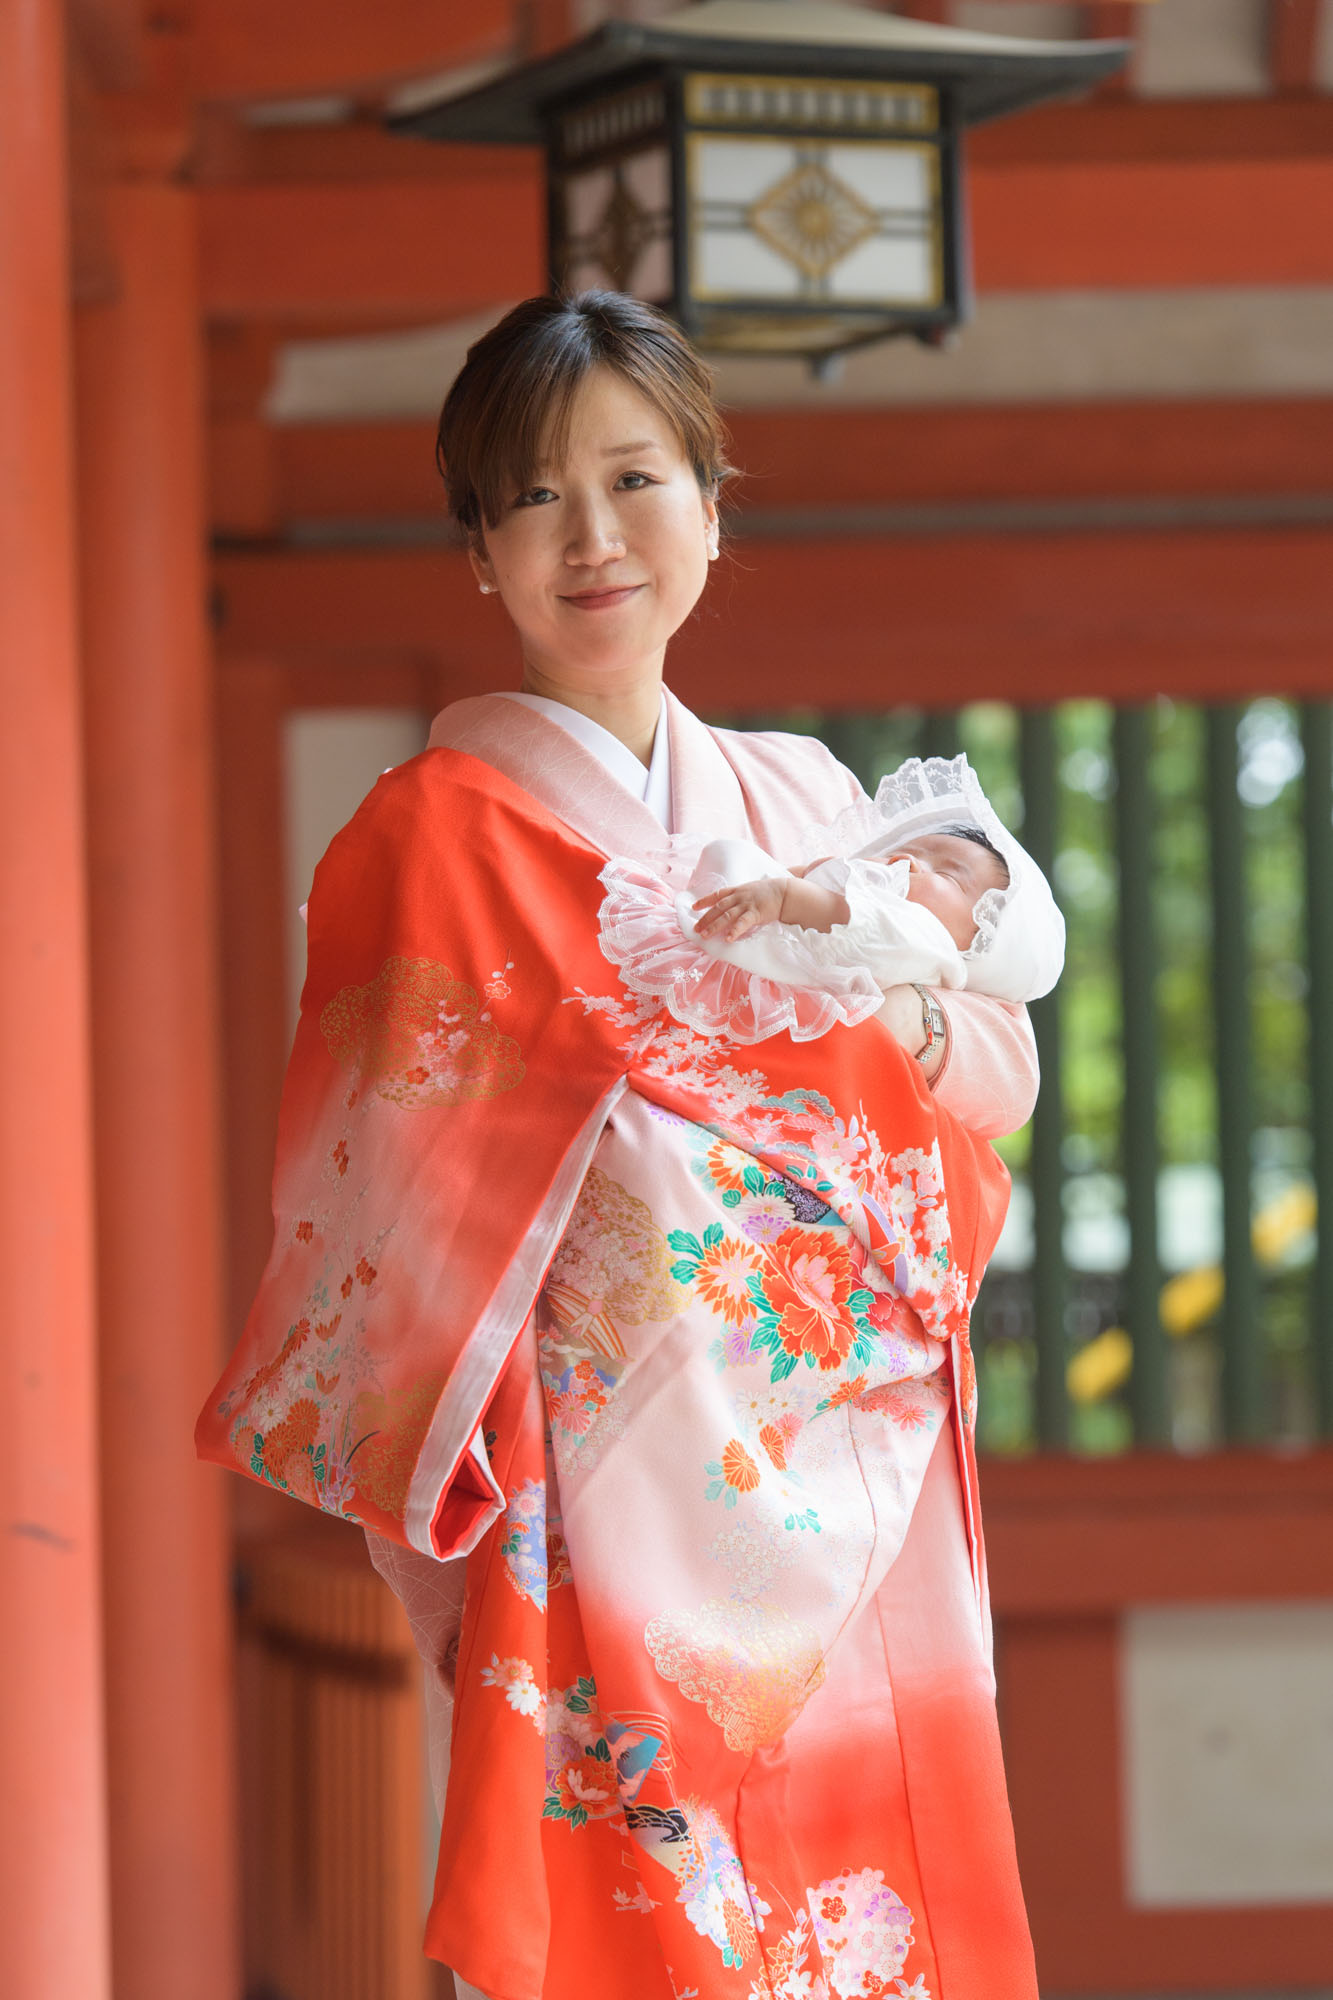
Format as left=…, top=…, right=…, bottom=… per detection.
left=691, top=825, right=1009, bottom=959
left=598, top=754, right=1065, bottom=1045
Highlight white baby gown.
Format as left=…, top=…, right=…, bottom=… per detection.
left=597, top=754, right=1066, bottom=1044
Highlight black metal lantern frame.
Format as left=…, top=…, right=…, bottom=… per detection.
left=392, top=2, right=1126, bottom=362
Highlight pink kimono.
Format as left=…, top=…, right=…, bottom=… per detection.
left=198, top=693, right=1040, bottom=2000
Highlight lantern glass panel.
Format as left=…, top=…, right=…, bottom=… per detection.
left=557, top=145, right=673, bottom=299
left=687, top=133, right=941, bottom=307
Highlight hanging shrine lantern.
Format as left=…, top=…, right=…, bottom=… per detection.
left=392, top=1, right=1125, bottom=363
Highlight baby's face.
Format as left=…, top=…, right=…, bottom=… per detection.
left=881, top=833, right=1008, bottom=950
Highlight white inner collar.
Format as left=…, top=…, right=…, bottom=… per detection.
left=496, top=691, right=673, bottom=831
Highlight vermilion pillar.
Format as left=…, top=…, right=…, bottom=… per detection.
left=0, top=3, right=112, bottom=1996
left=75, top=181, right=239, bottom=1999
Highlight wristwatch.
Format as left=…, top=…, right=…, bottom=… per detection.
left=910, top=983, right=947, bottom=1068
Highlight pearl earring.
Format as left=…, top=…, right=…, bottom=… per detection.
left=479, top=582, right=496, bottom=595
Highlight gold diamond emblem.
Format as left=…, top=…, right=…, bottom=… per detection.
left=591, top=171, right=653, bottom=291
left=747, top=159, right=876, bottom=281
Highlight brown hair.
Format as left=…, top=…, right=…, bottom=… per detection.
left=436, top=291, right=736, bottom=538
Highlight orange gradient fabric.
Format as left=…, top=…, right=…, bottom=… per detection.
left=198, top=715, right=1037, bottom=1999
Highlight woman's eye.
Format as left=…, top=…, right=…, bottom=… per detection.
left=515, top=486, right=556, bottom=508
left=616, top=471, right=652, bottom=491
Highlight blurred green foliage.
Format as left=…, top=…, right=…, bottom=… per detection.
left=723, top=696, right=1323, bottom=1455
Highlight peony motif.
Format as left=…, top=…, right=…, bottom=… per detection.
left=554, top=1751, right=619, bottom=1819
left=750, top=1227, right=869, bottom=1376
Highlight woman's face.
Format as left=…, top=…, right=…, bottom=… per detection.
left=470, top=366, right=719, bottom=695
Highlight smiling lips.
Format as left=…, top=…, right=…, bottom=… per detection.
left=560, top=584, right=644, bottom=611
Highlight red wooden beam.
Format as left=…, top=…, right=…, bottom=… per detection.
left=971, top=91, right=1333, bottom=163
left=192, top=0, right=513, bottom=102
left=198, top=153, right=1333, bottom=320
left=970, top=155, right=1333, bottom=290
left=199, top=167, right=544, bottom=322
left=192, top=94, right=1333, bottom=184
left=1269, top=0, right=1321, bottom=93
left=211, top=522, right=1333, bottom=708
left=983, top=1447, right=1333, bottom=1614
left=68, top=0, right=143, bottom=90
left=216, top=400, right=1333, bottom=533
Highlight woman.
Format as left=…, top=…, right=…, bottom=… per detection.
left=199, top=292, right=1040, bottom=2000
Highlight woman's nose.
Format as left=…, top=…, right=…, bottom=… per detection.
left=564, top=498, right=625, bottom=565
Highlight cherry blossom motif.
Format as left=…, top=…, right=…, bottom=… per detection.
left=806, top=1868, right=915, bottom=1998
left=500, top=1477, right=549, bottom=1608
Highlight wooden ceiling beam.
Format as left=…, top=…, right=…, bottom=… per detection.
left=210, top=524, right=1333, bottom=709
left=197, top=153, right=1333, bottom=321
left=191, top=0, right=513, bottom=103
left=216, top=400, right=1333, bottom=533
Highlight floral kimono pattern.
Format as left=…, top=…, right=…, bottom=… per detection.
left=198, top=700, right=1039, bottom=2000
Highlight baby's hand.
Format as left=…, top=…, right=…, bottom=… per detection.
left=692, top=876, right=787, bottom=942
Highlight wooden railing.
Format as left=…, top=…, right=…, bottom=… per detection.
left=238, top=1528, right=438, bottom=2000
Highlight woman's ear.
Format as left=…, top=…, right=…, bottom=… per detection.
left=468, top=539, right=499, bottom=595
left=703, top=491, right=720, bottom=561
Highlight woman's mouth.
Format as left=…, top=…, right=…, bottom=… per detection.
left=560, top=584, right=644, bottom=611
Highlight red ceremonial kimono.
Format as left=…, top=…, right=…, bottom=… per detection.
left=198, top=693, right=1040, bottom=2000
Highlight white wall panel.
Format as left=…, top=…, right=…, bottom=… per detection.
left=1124, top=1602, right=1333, bottom=1906
left=283, top=708, right=431, bottom=1020
left=1136, top=0, right=1270, bottom=98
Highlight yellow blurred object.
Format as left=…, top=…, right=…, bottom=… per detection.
left=1064, top=1182, right=1317, bottom=1404
left=1159, top=1264, right=1224, bottom=1336
left=1251, top=1181, right=1316, bottom=1265
left=1066, top=1325, right=1134, bottom=1404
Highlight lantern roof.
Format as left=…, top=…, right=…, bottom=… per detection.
left=391, top=1, right=1128, bottom=143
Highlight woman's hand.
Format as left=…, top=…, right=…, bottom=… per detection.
left=877, top=982, right=949, bottom=1081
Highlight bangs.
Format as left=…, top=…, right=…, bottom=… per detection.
left=465, top=357, right=586, bottom=532
left=436, top=292, right=736, bottom=539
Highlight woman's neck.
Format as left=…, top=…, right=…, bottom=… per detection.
left=518, top=664, right=663, bottom=769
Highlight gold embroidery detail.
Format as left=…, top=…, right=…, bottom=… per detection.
left=351, top=1374, right=447, bottom=1521
left=321, top=956, right=523, bottom=1108
left=644, top=1598, right=826, bottom=1752
left=545, top=1167, right=686, bottom=1355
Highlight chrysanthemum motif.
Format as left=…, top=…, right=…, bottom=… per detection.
left=749, top=158, right=877, bottom=281
left=480, top=1654, right=543, bottom=1720
left=721, top=1438, right=761, bottom=1492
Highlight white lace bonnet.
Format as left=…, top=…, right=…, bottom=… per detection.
left=836, top=754, right=1066, bottom=1004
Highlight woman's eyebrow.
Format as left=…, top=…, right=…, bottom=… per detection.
left=602, top=439, right=663, bottom=458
